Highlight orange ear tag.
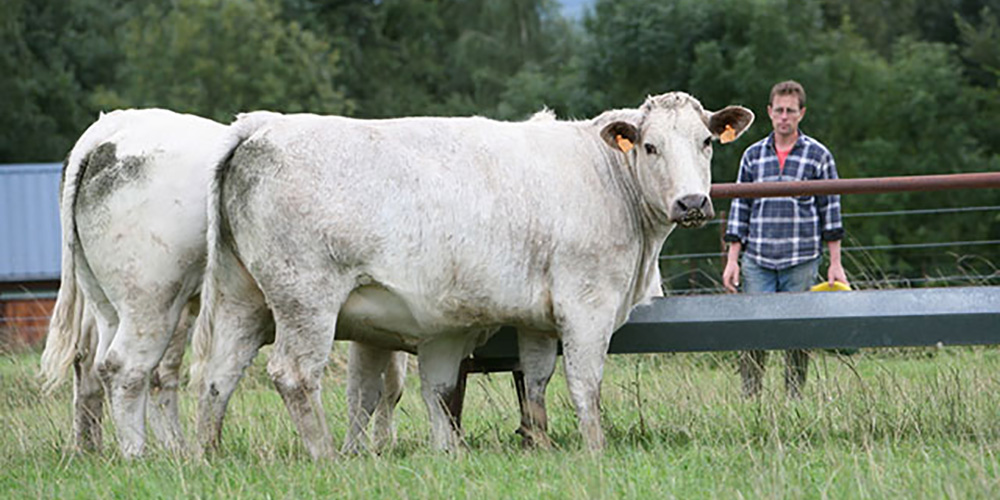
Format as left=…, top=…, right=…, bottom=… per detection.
left=719, top=124, right=737, bottom=144
left=615, top=134, right=634, bottom=153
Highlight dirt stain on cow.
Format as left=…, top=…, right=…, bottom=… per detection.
left=216, top=138, right=281, bottom=254
left=76, top=142, right=149, bottom=209
left=220, top=138, right=284, bottom=239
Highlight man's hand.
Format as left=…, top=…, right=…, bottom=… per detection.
left=723, top=242, right=742, bottom=293
left=827, top=261, right=849, bottom=286
left=723, top=260, right=741, bottom=293
left=826, top=240, right=849, bottom=286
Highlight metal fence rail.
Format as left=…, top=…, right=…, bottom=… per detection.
left=710, top=172, right=1000, bottom=198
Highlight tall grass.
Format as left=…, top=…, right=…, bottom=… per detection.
left=3, top=346, right=1000, bottom=498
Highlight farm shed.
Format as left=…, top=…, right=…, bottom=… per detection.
left=0, top=163, right=62, bottom=348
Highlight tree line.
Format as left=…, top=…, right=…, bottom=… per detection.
left=3, top=0, right=999, bottom=288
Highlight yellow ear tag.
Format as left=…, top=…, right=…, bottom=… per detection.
left=615, top=134, right=634, bottom=153
left=719, top=124, right=737, bottom=144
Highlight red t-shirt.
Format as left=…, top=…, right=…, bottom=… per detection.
left=776, top=146, right=792, bottom=172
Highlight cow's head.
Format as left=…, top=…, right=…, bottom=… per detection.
left=599, top=92, right=753, bottom=228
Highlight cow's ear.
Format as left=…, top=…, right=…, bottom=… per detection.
left=600, top=121, right=639, bottom=153
left=706, top=106, right=755, bottom=144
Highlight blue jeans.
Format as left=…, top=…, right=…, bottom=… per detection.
left=741, top=256, right=819, bottom=294
left=739, top=257, right=819, bottom=398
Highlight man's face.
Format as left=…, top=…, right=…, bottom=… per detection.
left=768, top=94, right=805, bottom=137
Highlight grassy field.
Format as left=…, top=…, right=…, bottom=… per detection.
left=3, top=345, right=1000, bottom=498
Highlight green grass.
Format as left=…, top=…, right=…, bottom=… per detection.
left=3, top=346, right=1000, bottom=498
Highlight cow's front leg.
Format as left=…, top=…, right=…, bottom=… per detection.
left=516, top=330, right=557, bottom=449
left=417, top=335, right=469, bottom=452
left=560, top=322, right=612, bottom=452
left=372, top=350, right=407, bottom=451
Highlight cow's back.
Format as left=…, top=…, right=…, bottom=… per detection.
left=220, top=114, right=643, bottom=338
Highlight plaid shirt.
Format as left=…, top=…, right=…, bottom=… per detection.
left=724, top=131, right=844, bottom=270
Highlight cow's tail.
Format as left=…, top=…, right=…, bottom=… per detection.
left=189, top=112, right=279, bottom=389
left=40, top=111, right=127, bottom=392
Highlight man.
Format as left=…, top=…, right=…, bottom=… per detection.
left=722, top=80, right=849, bottom=398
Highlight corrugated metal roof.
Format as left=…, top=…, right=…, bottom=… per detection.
left=0, top=163, right=63, bottom=282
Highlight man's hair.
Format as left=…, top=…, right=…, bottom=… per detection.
left=769, top=80, right=806, bottom=108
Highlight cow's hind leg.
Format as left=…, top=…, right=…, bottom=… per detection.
left=148, top=301, right=196, bottom=454
left=266, top=283, right=349, bottom=460
left=417, top=335, right=471, bottom=452
left=342, top=342, right=397, bottom=454
left=73, top=307, right=104, bottom=453
left=96, top=313, right=177, bottom=458
left=515, top=330, right=557, bottom=449
left=195, top=291, right=273, bottom=455
left=73, top=258, right=119, bottom=454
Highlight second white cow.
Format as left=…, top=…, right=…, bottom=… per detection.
left=40, top=109, right=407, bottom=458
left=40, top=109, right=231, bottom=457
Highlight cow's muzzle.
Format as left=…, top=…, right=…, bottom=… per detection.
left=671, top=194, right=714, bottom=228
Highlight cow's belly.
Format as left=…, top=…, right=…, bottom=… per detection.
left=337, top=285, right=423, bottom=350
left=336, top=284, right=499, bottom=352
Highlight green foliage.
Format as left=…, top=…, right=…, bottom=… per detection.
left=91, top=0, right=352, bottom=123
left=2, top=0, right=998, bottom=287
left=311, top=0, right=585, bottom=119
left=818, top=0, right=921, bottom=57
left=0, top=0, right=125, bottom=161
left=956, top=6, right=1000, bottom=86
left=585, top=0, right=712, bottom=106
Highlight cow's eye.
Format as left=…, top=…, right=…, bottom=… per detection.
left=644, top=143, right=658, bottom=155
left=703, top=137, right=712, bottom=148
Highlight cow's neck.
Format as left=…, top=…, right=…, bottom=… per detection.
left=630, top=218, right=671, bottom=304
left=610, top=147, right=676, bottom=238
left=600, top=148, right=673, bottom=318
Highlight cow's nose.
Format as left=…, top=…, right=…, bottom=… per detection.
left=672, top=194, right=715, bottom=227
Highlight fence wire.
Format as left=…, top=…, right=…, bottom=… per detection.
left=662, top=205, right=1000, bottom=262
left=661, top=205, right=1000, bottom=294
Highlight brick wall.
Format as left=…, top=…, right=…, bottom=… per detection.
left=1, top=298, right=55, bottom=350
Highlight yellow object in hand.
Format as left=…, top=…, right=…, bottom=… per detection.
left=809, top=281, right=852, bottom=292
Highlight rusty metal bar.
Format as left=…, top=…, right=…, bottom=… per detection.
left=710, top=172, right=1000, bottom=199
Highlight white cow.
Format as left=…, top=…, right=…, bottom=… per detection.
left=39, top=109, right=231, bottom=457
left=191, top=93, right=753, bottom=458
left=39, top=109, right=408, bottom=457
